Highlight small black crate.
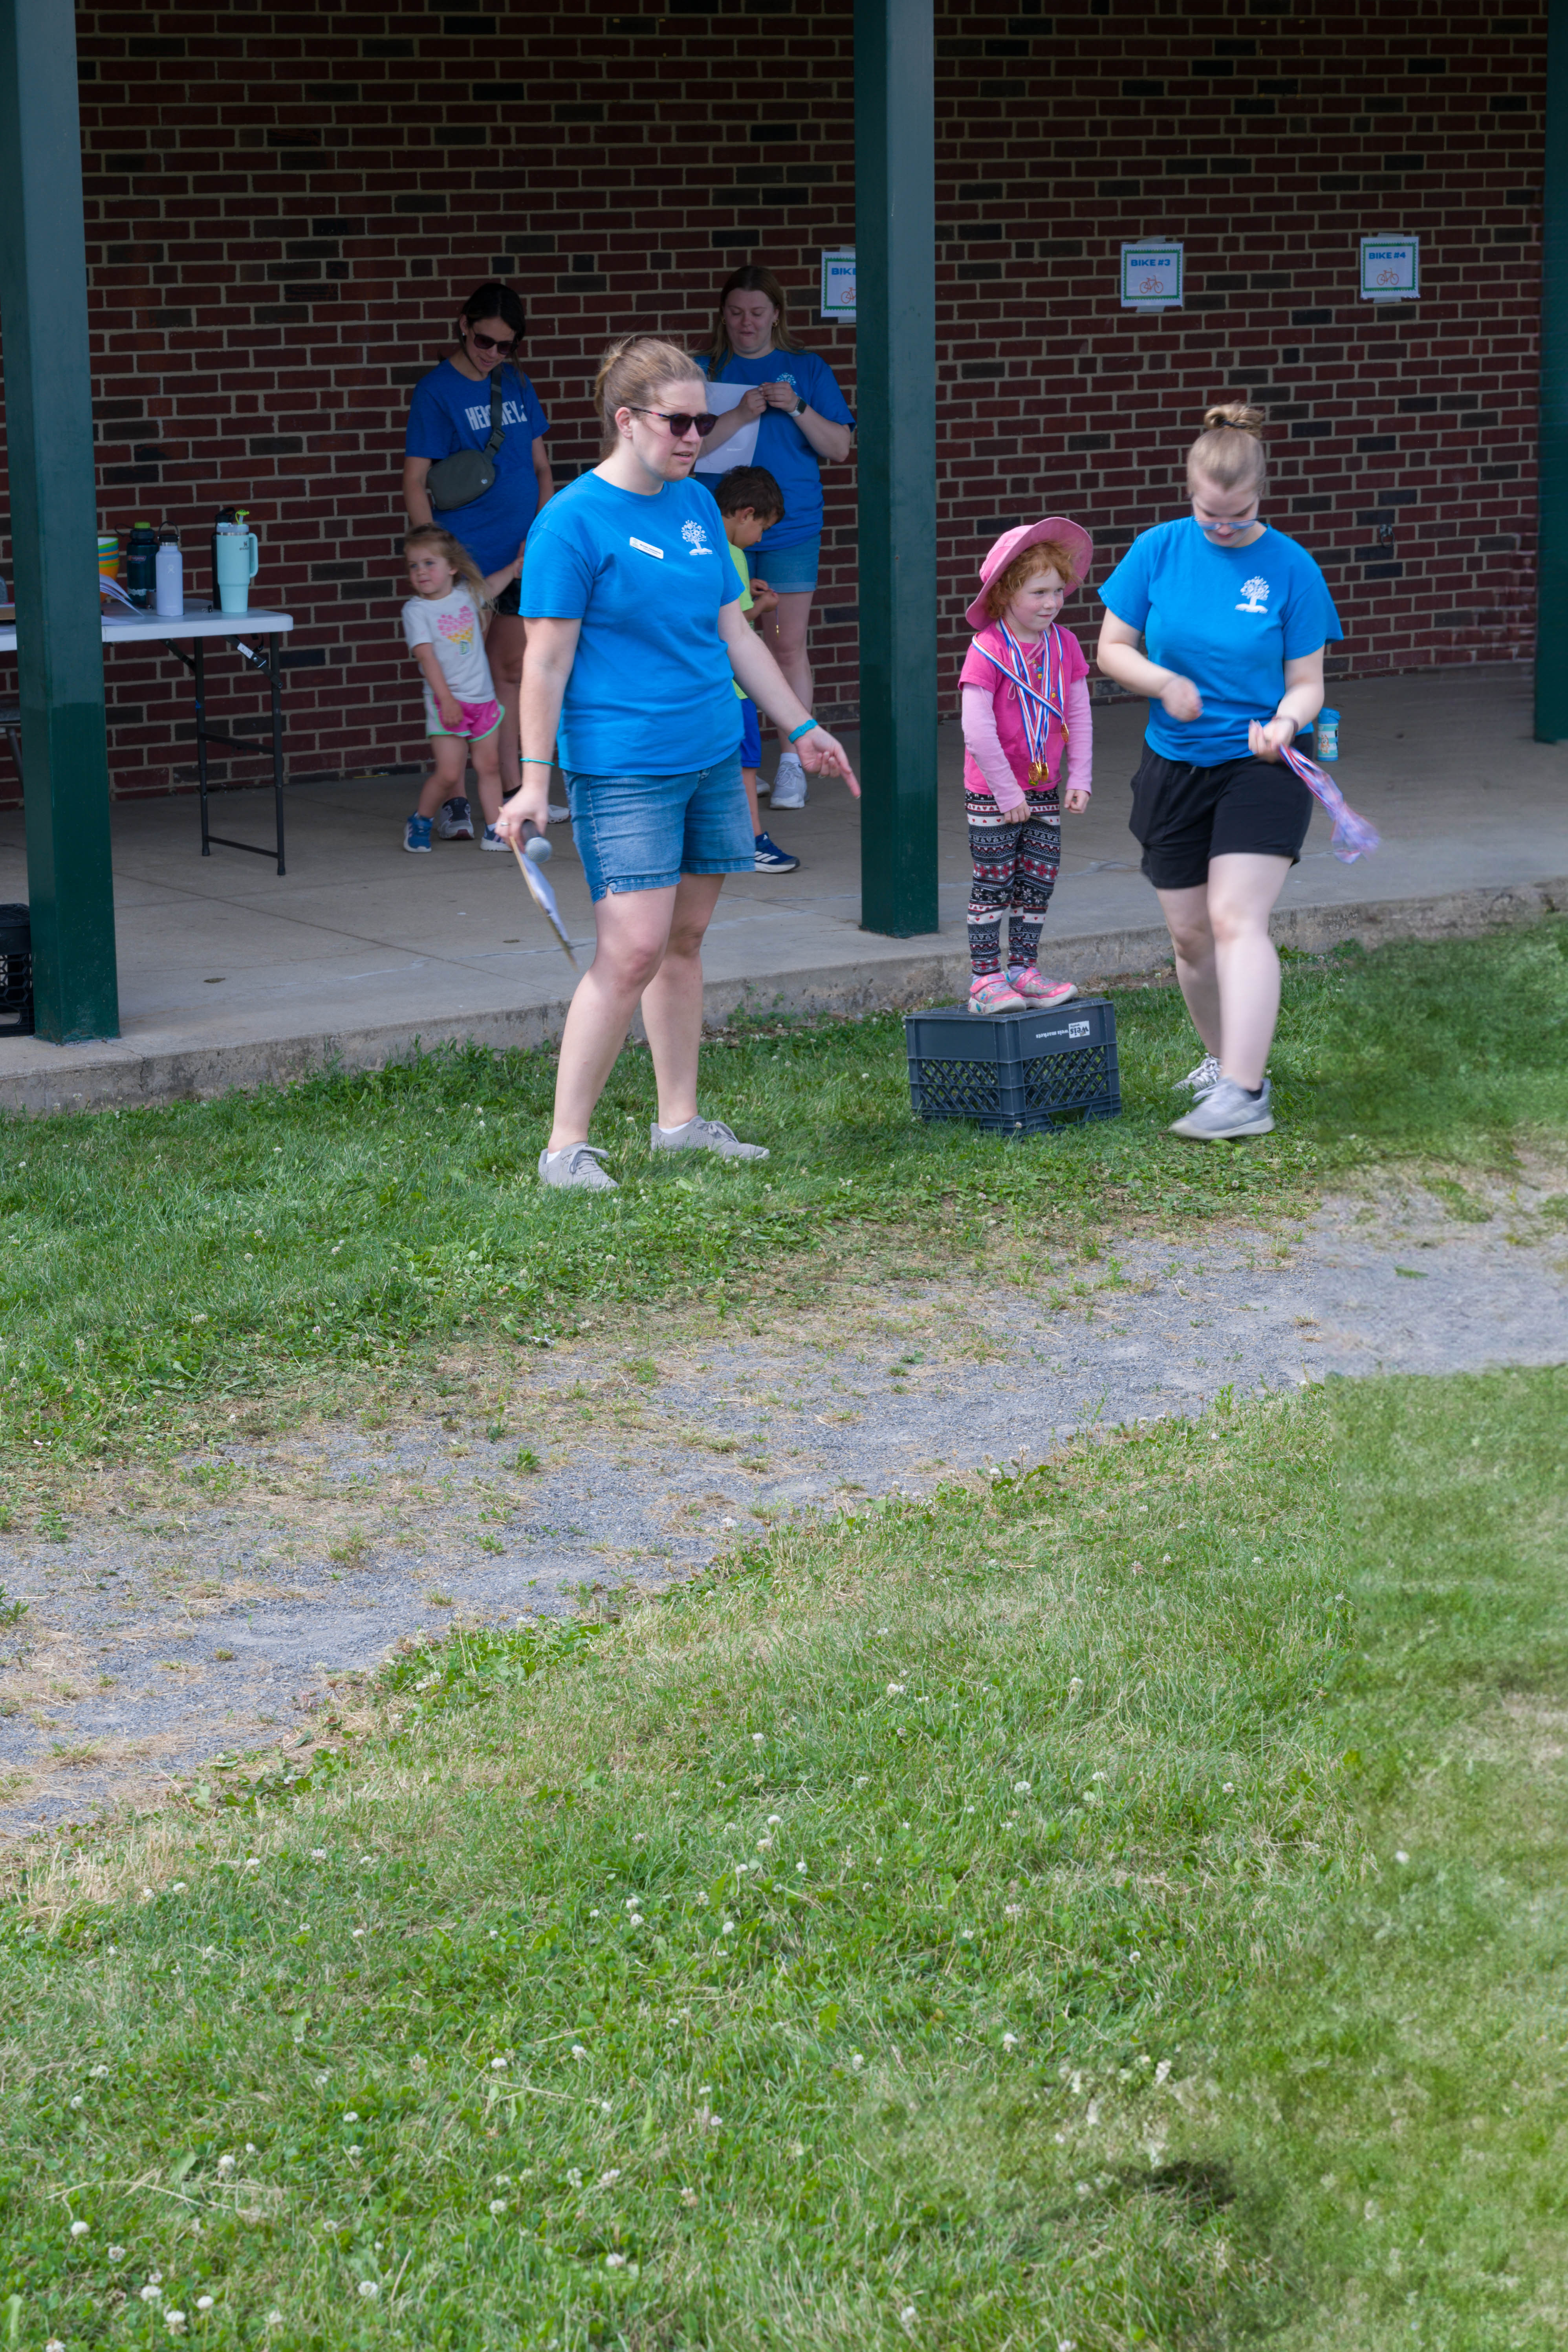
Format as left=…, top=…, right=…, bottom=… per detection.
left=0, top=902, right=35, bottom=1038
left=905, top=994, right=1119, bottom=1134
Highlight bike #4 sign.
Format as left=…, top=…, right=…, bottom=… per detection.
left=1120, top=244, right=1183, bottom=309
left=1359, top=235, right=1420, bottom=301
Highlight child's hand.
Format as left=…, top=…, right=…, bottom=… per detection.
left=436, top=693, right=462, bottom=731
left=1064, top=787, right=1090, bottom=815
left=749, top=581, right=779, bottom=617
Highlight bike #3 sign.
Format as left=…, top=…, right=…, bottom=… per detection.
left=1120, top=244, right=1183, bottom=309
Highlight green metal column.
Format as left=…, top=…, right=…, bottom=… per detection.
left=0, top=0, right=119, bottom=1038
left=1538, top=0, right=1568, bottom=741
left=855, top=0, right=938, bottom=936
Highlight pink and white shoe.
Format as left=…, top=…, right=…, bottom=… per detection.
left=1007, top=966, right=1077, bottom=1008
left=969, top=973, right=1027, bottom=1014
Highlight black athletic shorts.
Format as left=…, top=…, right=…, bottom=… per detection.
left=1128, top=746, right=1313, bottom=891
left=492, top=575, right=522, bottom=618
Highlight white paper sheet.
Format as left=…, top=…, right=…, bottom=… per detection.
left=693, top=378, right=761, bottom=473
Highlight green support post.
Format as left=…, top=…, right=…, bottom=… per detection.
left=0, top=0, right=119, bottom=1039
left=855, top=0, right=938, bottom=936
left=1538, top=0, right=1568, bottom=742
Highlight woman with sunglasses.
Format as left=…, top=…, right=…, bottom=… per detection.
left=494, top=334, right=858, bottom=1192
left=692, top=264, right=855, bottom=811
left=403, top=282, right=553, bottom=831
left=1096, top=401, right=1341, bottom=1143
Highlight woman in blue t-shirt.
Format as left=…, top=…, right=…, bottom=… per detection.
left=693, top=264, right=855, bottom=810
left=1097, top=402, right=1342, bottom=1143
left=404, top=282, right=553, bottom=822
left=495, top=334, right=858, bottom=1193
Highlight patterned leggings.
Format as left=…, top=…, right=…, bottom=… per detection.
left=966, top=784, right=1061, bottom=978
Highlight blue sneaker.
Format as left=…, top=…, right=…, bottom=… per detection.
left=480, top=824, right=509, bottom=852
left=437, top=794, right=474, bottom=840
left=404, top=813, right=432, bottom=853
left=753, top=830, right=800, bottom=874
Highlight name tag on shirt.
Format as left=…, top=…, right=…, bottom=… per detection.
left=629, top=537, right=663, bottom=559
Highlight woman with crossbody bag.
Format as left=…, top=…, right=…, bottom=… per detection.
left=403, top=282, right=554, bottom=828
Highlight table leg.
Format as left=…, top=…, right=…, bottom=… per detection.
left=268, top=641, right=286, bottom=875
left=195, top=638, right=210, bottom=855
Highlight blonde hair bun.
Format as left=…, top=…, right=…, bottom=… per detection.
left=593, top=333, right=703, bottom=431
left=1200, top=401, right=1266, bottom=437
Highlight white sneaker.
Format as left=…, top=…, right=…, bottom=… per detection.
left=538, top=1142, right=618, bottom=1190
left=548, top=801, right=571, bottom=824
left=1169, top=1077, right=1274, bottom=1141
left=768, top=753, right=807, bottom=810
left=1181, top=1054, right=1222, bottom=1094
left=650, top=1116, right=769, bottom=1161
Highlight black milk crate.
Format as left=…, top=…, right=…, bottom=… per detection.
left=905, top=994, right=1119, bottom=1134
left=0, top=903, right=33, bottom=1038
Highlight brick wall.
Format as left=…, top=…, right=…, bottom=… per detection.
left=0, top=1, right=1546, bottom=810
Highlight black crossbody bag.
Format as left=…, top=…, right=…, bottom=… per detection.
left=426, top=366, right=506, bottom=511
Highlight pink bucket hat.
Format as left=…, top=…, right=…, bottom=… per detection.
left=965, top=516, right=1095, bottom=632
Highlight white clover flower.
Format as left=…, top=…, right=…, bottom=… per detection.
left=141, top=1887, right=155, bottom=1900
left=166, top=2311, right=187, bottom=2334
left=756, top=1837, right=773, bottom=1852
left=886, top=1683, right=905, bottom=1697
left=70, top=2218, right=90, bottom=2236
left=680, top=2186, right=699, bottom=2206
left=265, top=2314, right=284, bottom=2328
left=1068, top=1676, right=1084, bottom=1694
left=695, top=1891, right=709, bottom=1905
left=108, top=2246, right=126, bottom=2263
left=571, top=2044, right=588, bottom=2059
left=599, top=2168, right=621, bottom=2187
left=494, top=2174, right=512, bottom=2187
left=70, top=2096, right=84, bottom=2110
left=347, top=2146, right=364, bottom=2158
left=91, top=2064, right=110, bottom=2078
left=46, top=2340, right=66, bottom=2352
left=1395, top=1850, right=1410, bottom=1865
left=141, top=2284, right=164, bottom=2304
left=751, top=1732, right=764, bottom=1745
left=149, top=2273, right=164, bottom=2288
left=170, top=1882, right=187, bottom=1894
left=1004, top=1903, right=1022, bottom=1920
left=767, top=1813, right=782, bottom=1826
left=409, top=2056, right=427, bottom=2073
left=1001, top=2032, right=1019, bottom=2049
left=311, top=1849, right=326, bottom=1861
left=1013, top=1780, right=1031, bottom=1795
left=351, top=1927, right=366, bottom=1939
left=489, top=2198, right=508, bottom=2215
left=217, top=2154, right=236, bottom=2173
left=960, top=1930, right=974, bottom=1942
left=244, top=1858, right=260, bottom=1872
left=1222, top=1781, right=1235, bottom=1794
left=901, top=2307, right=917, bottom=2325
left=850, top=2052, right=865, bottom=2071
left=245, top=2144, right=256, bottom=2155
left=357, top=2281, right=379, bottom=2299
left=797, top=1861, right=807, bottom=1874
left=196, top=2298, right=214, bottom=2312
left=605, top=2252, right=626, bottom=2269
left=566, top=2168, right=584, bottom=2188
left=722, top=1920, right=735, bottom=1934
left=490, top=2057, right=507, bottom=2071
left=1154, top=2059, right=1172, bottom=2085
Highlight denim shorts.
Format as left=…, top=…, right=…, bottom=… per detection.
left=755, top=532, right=820, bottom=594
left=566, top=757, right=754, bottom=902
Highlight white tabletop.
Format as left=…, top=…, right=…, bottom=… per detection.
left=0, top=605, right=294, bottom=654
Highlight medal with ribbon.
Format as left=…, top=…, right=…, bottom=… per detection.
left=976, top=622, right=1067, bottom=788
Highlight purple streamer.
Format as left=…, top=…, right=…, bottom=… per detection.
left=1278, top=741, right=1381, bottom=865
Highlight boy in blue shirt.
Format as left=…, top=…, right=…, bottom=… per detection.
left=714, top=466, right=799, bottom=874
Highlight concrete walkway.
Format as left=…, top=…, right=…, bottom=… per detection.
left=1, top=662, right=1564, bottom=1114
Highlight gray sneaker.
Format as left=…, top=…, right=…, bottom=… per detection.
left=1169, top=1077, right=1274, bottom=1141
left=538, top=1142, right=618, bottom=1190
left=768, top=754, right=808, bottom=810
left=1180, top=1054, right=1222, bottom=1094
left=650, top=1116, right=769, bottom=1161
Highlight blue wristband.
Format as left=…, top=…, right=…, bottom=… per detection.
left=787, top=718, right=817, bottom=744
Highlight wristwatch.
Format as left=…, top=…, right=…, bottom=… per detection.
left=792, top=396, right=808, bottom=417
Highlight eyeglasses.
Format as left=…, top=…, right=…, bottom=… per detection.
left=1193, top=505, right=1259, bottom=531
left=467, top=329, right=517, bottom=355
left=628, top=406, right=719, bottom=438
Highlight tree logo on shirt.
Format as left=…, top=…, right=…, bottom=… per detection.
left=681, top=520, right=715, bottom=555
left=1236, top=575, right=1270, bottom=614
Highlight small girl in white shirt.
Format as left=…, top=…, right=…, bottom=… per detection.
left=400, top=525, right=524, bottom=853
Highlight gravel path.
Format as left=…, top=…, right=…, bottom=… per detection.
left=4, top=1173, right=1564, bottom=1839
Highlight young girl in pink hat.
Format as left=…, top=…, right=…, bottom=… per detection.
left=959, top=518, right=1095, bottom=1012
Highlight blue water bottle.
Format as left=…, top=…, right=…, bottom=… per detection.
left=1315, top=707, right=1340, bottom=761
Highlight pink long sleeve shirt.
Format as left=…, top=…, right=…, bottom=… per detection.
left=960, top=621, right=1093, bottom=812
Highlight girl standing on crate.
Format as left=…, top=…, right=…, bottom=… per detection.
left=959, top=518, right=1095, bottom=1013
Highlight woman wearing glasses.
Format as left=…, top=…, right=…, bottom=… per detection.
left=494, top=334, right=858, bottom=1192
left=403, top=282, right=553, bottom=828
left=692, top=264, right=855, bottom=810
left=1096, top=402, right=1340, bottom=1143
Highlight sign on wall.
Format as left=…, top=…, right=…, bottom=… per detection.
left=1359, top=235, right=1420, bottom=300
left=1120, top=242, right=1183, bottom=309
left=820, top=248, right=856, bottom=321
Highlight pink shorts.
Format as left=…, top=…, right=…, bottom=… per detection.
left=429, top=697, right=502, bottom=743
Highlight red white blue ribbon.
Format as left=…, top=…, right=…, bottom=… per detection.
left=1277, top=741, right=1381, bottom=864
left=976, top=623, right=1067, bottom=778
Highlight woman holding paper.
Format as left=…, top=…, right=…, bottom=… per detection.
left=693, top=264, right=854, bottom=808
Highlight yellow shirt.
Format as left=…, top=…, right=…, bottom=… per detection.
left=726, top=537, right=752, bottom=698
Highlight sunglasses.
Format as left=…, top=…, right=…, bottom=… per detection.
left=467, top=329, right=517, bottom=355
left=628, top=405, right=719, bottom=438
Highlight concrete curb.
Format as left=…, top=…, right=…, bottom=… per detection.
left=1, top=875, right=1562, bottom=1117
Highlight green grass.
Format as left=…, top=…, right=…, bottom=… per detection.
left=1, top=921, right=1565, bottom=1478
left=3, top=1365, right=1564, bottom=2348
